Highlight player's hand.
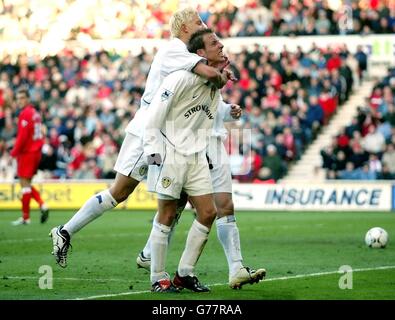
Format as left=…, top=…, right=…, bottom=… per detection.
left=224, top=69, right=238, bottom=82
left=218, top=56, right=230, bottom=71
left=147, top=153, right=162, bottom=166
left=218, top=54, right=237, bottom=82
left=215, top=67, right=236, bottom=89
left=230, top=104, right=242, bottom=119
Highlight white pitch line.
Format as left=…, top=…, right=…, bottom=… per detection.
left=261, top=265, right=395, bottom=282
left=73, top=290, right=152, bottom=300
left=3, top=275, right=150, bottom=283
left=72, top=265, right=395, bottom=300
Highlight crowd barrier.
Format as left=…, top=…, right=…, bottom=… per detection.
left=232, top=182, right=394, bottom=211
left=0, top=181, right=393, bottom=211
left=0, top=181, right=156, bottom=210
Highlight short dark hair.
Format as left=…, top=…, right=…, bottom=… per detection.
left=16, top=87, right=30, bottom=98
left=188, top=28, right=214, bottom=54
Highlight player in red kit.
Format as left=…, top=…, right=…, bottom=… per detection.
left=10, top=88, right=49, bottom=225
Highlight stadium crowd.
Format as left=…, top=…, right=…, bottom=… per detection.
left=321, top=67, right=395, bottom=180
left=0, top=41, right=357, bottom=182
left=1, top=0, right=395, bottom=41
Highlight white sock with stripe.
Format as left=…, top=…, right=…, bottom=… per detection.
left=63, top=189, right=118, bottom=236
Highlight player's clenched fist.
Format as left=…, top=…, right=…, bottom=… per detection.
left=230, top=104, right=242, bottom=119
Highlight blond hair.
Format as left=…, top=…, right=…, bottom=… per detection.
left=169, top=7, right=198, bottom=38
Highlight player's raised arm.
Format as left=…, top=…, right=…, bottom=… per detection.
left=193, top=62, right=230, bottom=89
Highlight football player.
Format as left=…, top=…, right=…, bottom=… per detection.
left=11, top=88, right=49, bottom=225
left=49, top=7, right=232, bottom=267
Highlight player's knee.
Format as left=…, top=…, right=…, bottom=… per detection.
left=109, top=184, right=133, bottom=203
left=159, top=212, right=178, bottom=226
left=110, top=175, right=139, bottom=202
left=113, top=192, right=128, bottom=203
left=199, top=207, right=217, bottom=226
left=216, top=197, right=234, bottom=218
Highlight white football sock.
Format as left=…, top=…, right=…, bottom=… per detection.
left=142, top=212, right=158, bottom=259
left=150, top=221, right=171, bottom=284
left=216, top=215, right=244, bottom=278
left=63, top=189, right=118, bottom=236
left=142, top=203, right=184, bottom=259
left=177, top=219, right=209, bottom=277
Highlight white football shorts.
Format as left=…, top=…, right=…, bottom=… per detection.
left=147, top=146, right=213, bottom=199
left=113, top=133, right=148, bottom=181
left=206, top=137, right=233, bottom=194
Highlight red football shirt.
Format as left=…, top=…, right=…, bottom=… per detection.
left=10, top=104, right=44, bottom=157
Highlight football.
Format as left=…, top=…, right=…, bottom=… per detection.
left=365, top=227, right=389, bottom=248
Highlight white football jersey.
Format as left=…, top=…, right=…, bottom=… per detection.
left=126, top=38, right=204, bottom=136
left=144, top=70, right=220, bottom=156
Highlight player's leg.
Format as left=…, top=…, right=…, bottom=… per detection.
left=50, top=133, right=145, bottom=267
left=173, top=193, right=216, bottom=292
left=27, top=151, right=50, bottom=223
left=20, top=178, right=32, bottom=223
left=12, top=151, right=42, bottom=225
left=60, top=133, right=147, bottom=237
left=147, top=148, right=183, bottom=292
left=208, top=139, right=243, bottom=276
left=12, top=177, right=32, bottom=225
left=210, top=139, right=266, bottom=288
left=149, top=196, right=180, bottom=293
left=137, top=191, right=188, bottom=270
left=215, top=192, right=266, bottom=289
left=30, top=185, right=49, bottom=223
left=173, top=155, right=216, bottom=292
left=63, top=172, right=139, bottom=236
left=214, top=192, right=243, bottom=273
left=137, top=145, right=189, bottom=269
left=30, top=186, right=44, bottom=207
left=150, top=198, right=177, bottom=283
left=50, top=172, right=140, bottom=268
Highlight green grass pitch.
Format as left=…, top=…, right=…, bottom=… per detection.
left=0, top=209, right=394, bottom=300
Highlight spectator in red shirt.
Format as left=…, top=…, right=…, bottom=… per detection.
left=269, top=69, right=282, bottom=91
left=369, top=87, right=383, bottom=111
left=238, top=69, right=251, bottom=91
left=337, top=128, right=350, bottom=149
left=319, top=89, right=337, bottom=124
left=10, top=88, right=49, bottom=225
left=216, top=14, right=232, bottom=37
left=263, top=86, right=281, bottom=110
left=326, top=53, right=342, bottom=72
